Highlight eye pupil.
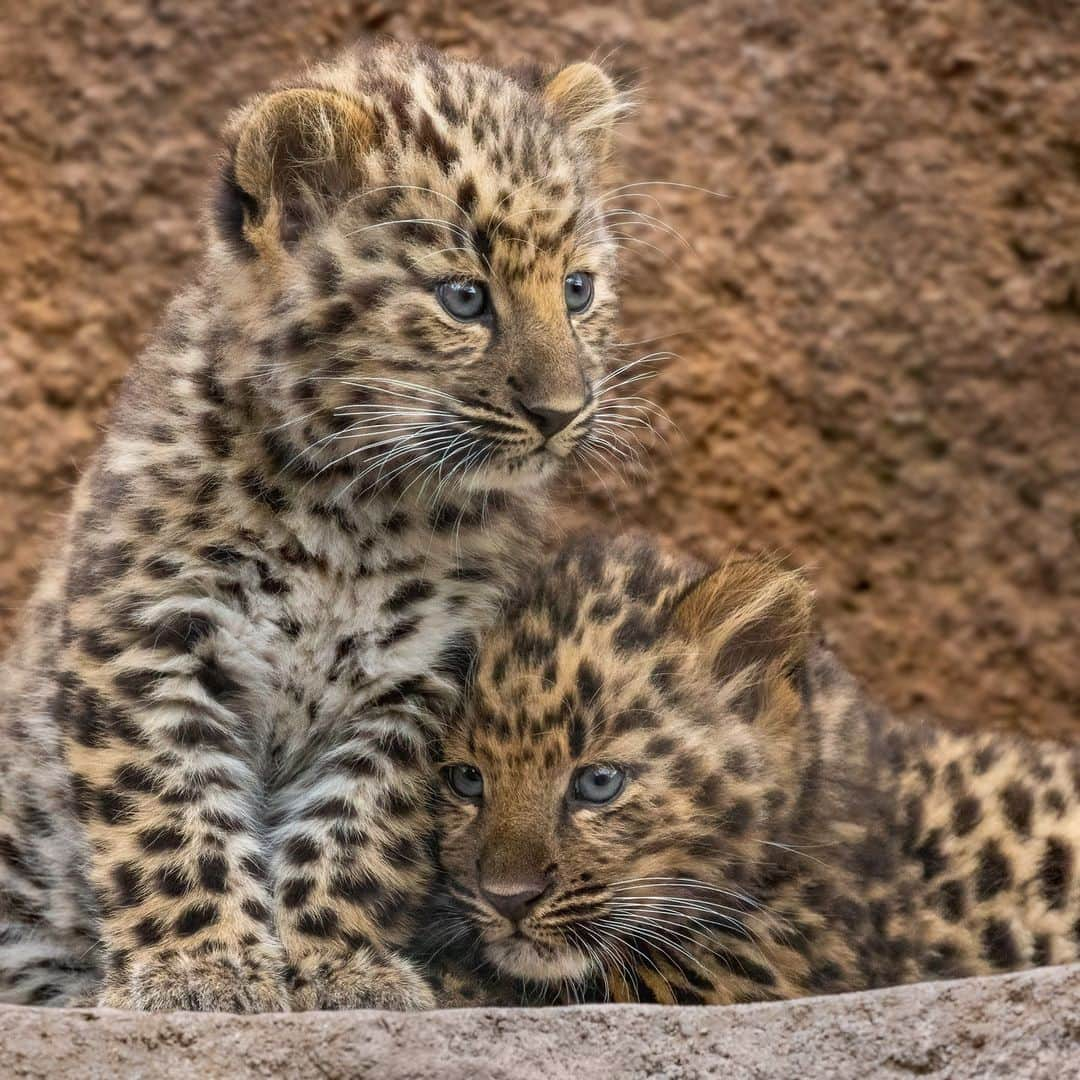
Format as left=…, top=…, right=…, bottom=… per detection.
left=564, top=271, right=594, bottom=314
left=437, top=280, right=488, bottom=321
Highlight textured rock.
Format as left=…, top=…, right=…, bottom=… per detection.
left=1, top=0, right=1078, bottom=738
left=0, top=964, right=1076, bottom=1078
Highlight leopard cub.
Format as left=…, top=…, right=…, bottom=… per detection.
left=0, top=43, right=629, bottom=1010
left=429, top=534, right=1080, bottom=1005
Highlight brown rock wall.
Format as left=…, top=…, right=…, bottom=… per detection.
left=1, top=1, right=1078, bottom=736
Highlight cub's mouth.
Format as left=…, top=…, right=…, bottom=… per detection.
left=462, top=435, right=586, bottom=492
left=481, top=926, right=595, bottom=983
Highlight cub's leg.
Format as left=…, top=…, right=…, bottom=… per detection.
left=271, top=706, right=437, bottom=1010
left=1, top=614, right=102, bottom=1006
left=0, top=766, right=101, bottom=1006
left=62, top=599, right=288, bottom=1012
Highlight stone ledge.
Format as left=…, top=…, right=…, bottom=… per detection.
left=1, top=964, right=1076, bottom=1079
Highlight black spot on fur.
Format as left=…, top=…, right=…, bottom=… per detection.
left=147, top=612, right=215, bottom=654
left=312, top=250, right=343, bottom=297
left=156, top=864, right=191, bottom=897
left=239, top=469, right=288, bottom=513
left=144, top=555, right=184, bottom=580
left=951, top=795, right=982, bottom=836
left=242, top=899, right=272, bottom=925
left=175, top=902, right=220, bottom=936
left=69, top=774, right=94, bottom=824
left=318, top=300, right=355, bottom=335
left=98, top=788, right=136, bottom=826
left=981, top=918, right=1019, bottom=968
left=302, top=797, right=358, bottom=822
left=280, top=878, right=315, bottom=909
left=112, top=862, right=144, bottom=907
left=284, top=835, right=321, bottom=866
left=113, top=762, right=161, bottom=795
left=434, top=632, right=478, bottom=689
left=457, top=176, right=478, bottom=215
left=296, top=907, right=339, bottom=938
left=645, top=735, right=677, bottom=758
left=975, top=840, right=1013, bottom=900
left=935, top=879, right=966, bottom=923
left=134, top=916, right=166, bottom=947
left=613, top=612, right=656, bottom=653
left=0, top=836, right=41, bottom=886
left=1001, top=782, right=1033, bottom=835
left=113, top=668, right=161, bottom=701
left=1039, top=837, right=1073, bottom=910
left=68, top=684, right=110, bottom=749
left=415, top=110, right=459, bottom=172
left=198, top=854, right=229, bottom=893
left=913, top=829, right=947, bottom=881
left=329, top=870, right=381, bottom=905
left=194, top=655, right=245, bottom=705
left=382, top=578, right=435, bottom=614
left=138, top=825, right=186, bottom=853
left=723, top=799, right=754, bottom=837
left=79, top=629, right=123, bottom=662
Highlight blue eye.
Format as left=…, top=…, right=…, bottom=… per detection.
left=564, top=271, right=594, bottom=314
left=437, top=280, right=488, bottom=321
left=445, top=763, right=484, bottom=799
left=573, top=764, right=625, bottom=804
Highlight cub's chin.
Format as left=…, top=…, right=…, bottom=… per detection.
left=484, top=934, right=594, bottom=983
left=461, top=449, right=566, bottom=494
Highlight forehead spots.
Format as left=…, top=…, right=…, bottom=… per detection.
left=576, top=662, right=602, bottom=709
left=612, top=703, right=662, bottom=736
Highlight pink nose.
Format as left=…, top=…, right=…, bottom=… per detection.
left=479, top=877, right=550, bottom=921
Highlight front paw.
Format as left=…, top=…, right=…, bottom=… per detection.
left=288, top=945, right=434, bottom=1011
left=99, top=948, right=290, bottom=1013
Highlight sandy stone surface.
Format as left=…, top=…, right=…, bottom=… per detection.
left=0, top=964, right=1075, bottom=1078
left=1, top=1, right=1078, bottom=737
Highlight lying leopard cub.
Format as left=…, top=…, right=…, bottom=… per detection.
left=430, top=535, right=1080, bottom=1005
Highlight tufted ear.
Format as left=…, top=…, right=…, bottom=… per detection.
left=542, top=62, right=627, bottom=163
left=673, top=558, right=813, bottom=721
left=217, top=88, right=373, bottom=255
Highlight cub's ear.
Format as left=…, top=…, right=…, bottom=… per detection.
left=542, top=62, right=628, bottom=163
left=673, top=557, right=813, bottom=721
left=217, top=88, right=373, bottom=255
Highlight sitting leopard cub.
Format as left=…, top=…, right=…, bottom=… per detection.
left=430, top=534, right=1080, bottom=1005
left=0, top=44, right=629, bottom=1010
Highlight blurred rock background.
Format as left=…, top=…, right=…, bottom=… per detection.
left=0, top=1, right=1077, bottom=737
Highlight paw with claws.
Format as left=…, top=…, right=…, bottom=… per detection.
left=99, top=948, right=290, bottom=1013
left=287, top=945, right=434, bottom=1011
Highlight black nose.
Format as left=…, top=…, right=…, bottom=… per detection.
left=480, top=878, right=550, bottom=922
left=516, top=401, right=582, bottom=439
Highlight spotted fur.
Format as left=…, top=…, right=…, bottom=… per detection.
left=432, top=535, right=1080, bottom=1005
left=0, top=42, right=631, bottom=1010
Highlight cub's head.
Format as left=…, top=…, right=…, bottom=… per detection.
left=436, top=536, right=815, bottom=985
left=210, top=42, right=630, bottom=496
